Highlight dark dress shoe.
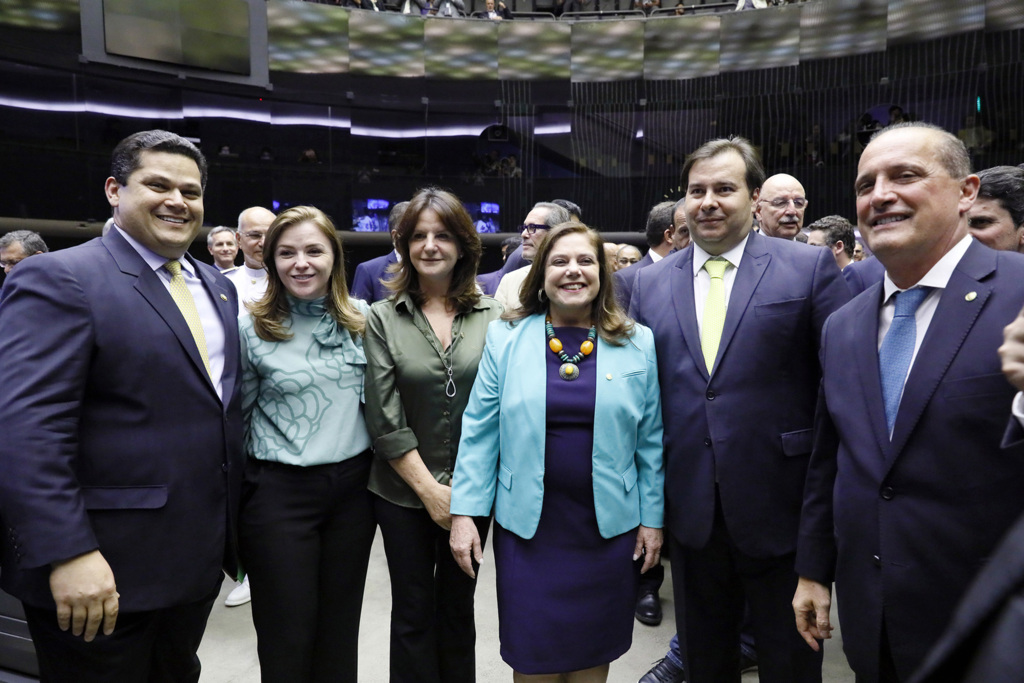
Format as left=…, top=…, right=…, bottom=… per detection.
left=635, top=590, right=663, bottom=626
left=639, top=657, right=685, bottom=683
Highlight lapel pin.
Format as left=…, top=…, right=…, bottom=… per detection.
left=220, top=293, right=228, bottom=301
left=606, top=373, right=613, bottom=380
left=965, top=292, right=977, bottom=302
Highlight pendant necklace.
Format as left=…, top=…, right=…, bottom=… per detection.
left=545, top=316, right=596, bottom=381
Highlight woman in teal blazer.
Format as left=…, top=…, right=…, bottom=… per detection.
left=450, top=222, right=664, bottom=682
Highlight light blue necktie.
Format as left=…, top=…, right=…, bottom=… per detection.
left=878, top=287, right=930, bottom=435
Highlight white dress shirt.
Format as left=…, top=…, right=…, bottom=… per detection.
left=115, top=225, right=226, bottom=400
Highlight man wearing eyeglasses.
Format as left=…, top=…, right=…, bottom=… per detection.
left=493, top=201, right=571, bottom=311
left=756, top=173, right=808, bottom=241
left=226, top=206, right=276, bottom=307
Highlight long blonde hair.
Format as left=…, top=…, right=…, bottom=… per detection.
left=249, top=205, right=365, bottom=342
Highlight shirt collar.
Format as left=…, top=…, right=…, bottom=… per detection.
left=649, top=250, right=663, bottom=263
left=393, top=290, right=490, bottom=313
left=691, top=232, right=750, bottom=277
left=881, top=234, right=973, bottom=303
left=115, top=225, right=196, bottom=278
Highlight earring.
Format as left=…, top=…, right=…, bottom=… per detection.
left=538, top=289, right=547, bottom=303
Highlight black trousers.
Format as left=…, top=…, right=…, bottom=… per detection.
left=238, top=453, right=376, bottom=683
left=374, top=495, right=490, bottom=683
left=671, top=492, right=822, bottom=683
left=24, top=582, right=220, bottom=683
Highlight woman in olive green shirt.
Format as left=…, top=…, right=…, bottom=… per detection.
left=364, top=187, right=501, bottom=682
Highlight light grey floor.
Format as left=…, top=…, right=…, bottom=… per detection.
left=199, top=529, right=856, bottom=682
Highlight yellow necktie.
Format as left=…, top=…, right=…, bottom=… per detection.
left=701, top=257, right=729, bottom=373
left=164, top=260, right=213, bottom=380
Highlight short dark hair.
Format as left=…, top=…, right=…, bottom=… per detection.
left=0, top=230, right=48, bottom=255
left=504, top=221, right=633, bottom=345
left=681, top=136, right=765, bottom=197
left=869, top=122, right=970, bottom=179
left=550, top=199, right=582, bottom=221
left=807, top=215, right=856, bottom=258
left=645, top=201, right=675, bottom=247
left=110, top=130, right=208, bottom=190
left=388, top=201, right=410, bottom=232
left=388, top=187, right=482, bottom=314
left=977, top=165, right=1024, bottom=228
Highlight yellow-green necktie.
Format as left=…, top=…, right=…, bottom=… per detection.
left=701, top=257, right=729, bottom=373
left=164, top=260, right=213, bottom=380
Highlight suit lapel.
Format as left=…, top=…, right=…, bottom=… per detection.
left=669, top=248, right=708, bottom=379
left=886, top=242, right=996, bottom=461
left=190, top=255, right=237, bottom=405
left=104, top=231, right=222, bottom=401
left=713, top=233, right=769, bottom=376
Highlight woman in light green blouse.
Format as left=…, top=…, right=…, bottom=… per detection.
left=364, top=187, right=502, bottom=682
left=237, top=206, right=374, bottom=683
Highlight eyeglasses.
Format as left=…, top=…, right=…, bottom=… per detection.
left=518, top=224, right=549, bottom=235
left=241, top=231, right=267, bottom=241
left=764, top=197, right=808, bottom=210
left=1, top=258, right=24, bottom=270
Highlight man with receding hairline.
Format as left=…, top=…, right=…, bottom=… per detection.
left=794, top=122, right=1024, bottom=682
left=631, top=135, right=848, bottom=683
left=756, top=173, right=808, bottom=240
left=0, top=129, right=243, bottom=681
left=226, top=205, right=275, bottom=306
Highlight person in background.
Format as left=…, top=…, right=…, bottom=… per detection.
left=451, top=222, right=664, bottom=683
left=207, top=226, right=239, bottom=272
left=364, top=187, right=502, bottom=682
left=616, top=244, right=642, bottom=270
left=351, top=201, right=409, bottom=304
left=237, top=206, right=375, bottom=682
left=0, top=229, right=48, bottom=274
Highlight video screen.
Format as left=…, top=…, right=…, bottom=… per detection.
left=351, top=199, right=501, bottom=232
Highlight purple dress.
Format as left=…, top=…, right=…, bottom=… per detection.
left=492, top=327, right=638, bottom=674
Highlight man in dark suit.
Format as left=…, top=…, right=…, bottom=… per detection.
left=794, top=122, right=1024, bottom=682
left=630, top=136, right=849, bottom=683
left=0, top=129, right=243, bottom=681
left=350, top=200, right=408, bottom=303
left=614, top=200, right=674, bottom=310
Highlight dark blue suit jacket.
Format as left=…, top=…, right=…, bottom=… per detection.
left=351, top=250, right=398, bottom=303
left=613, top=251, right=654, bottom=310
left=797, top=241, right=1024, bottom=680
left=842, top=256, right=885, bottom=296
left=910, top=506, right=1024, bottom=683
left=0, top=230, right=244, bottom=612
left=630, top=232, right=849, bottom=557
left=477, top=245, right=526, bottom=297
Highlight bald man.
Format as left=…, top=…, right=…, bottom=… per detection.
left=756, top=173, right=808, bottom=240
left=226, top=206, right=275, bottom=307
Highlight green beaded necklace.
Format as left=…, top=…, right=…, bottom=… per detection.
left=545, top=316, right=597, bottom=381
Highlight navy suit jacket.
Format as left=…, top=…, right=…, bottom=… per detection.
left=0, top=230, right=244, bottom=612
left=630, top=232, right=850, bottom=557
left=613, top=251, right=654, bottom=310
left=351, top=250, right=398, bottom=303
left=909, top=506, right=1024, bottom=683
left=842, top=256, right=885, bottom=296
left=797, top=241, right=1024, bottom=680
left=477, top=245, right=526, bottom=297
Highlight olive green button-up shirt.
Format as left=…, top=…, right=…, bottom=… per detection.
left=364, top=292, right=503, bottom=508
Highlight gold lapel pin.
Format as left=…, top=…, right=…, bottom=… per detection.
left=220, top=293, right=228, bottom=301
left=605, top=373, right=613, bottom=380
left=965, top=292, right=977, bottom=302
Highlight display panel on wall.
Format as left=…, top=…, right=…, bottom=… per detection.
left=103, top=0, right=251, bottom=75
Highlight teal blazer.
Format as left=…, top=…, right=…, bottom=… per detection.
left=451, top=314, right=664, bottom=540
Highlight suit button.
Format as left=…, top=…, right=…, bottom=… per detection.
left=706, top=390, right=716, bottom=400
left=873, top=554, right=881, bottom=567
left=222, top=463, right=229, bottom=472
left=880, top=486, right=894, bottom=500
left=704, top=438, right=712, bottom=447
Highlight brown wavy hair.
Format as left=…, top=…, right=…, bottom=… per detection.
left=503, top=221, right=633, bottom=345
left=385, top=187, right=482, bottom=314
left=249, top=205, right=365, bottom=342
